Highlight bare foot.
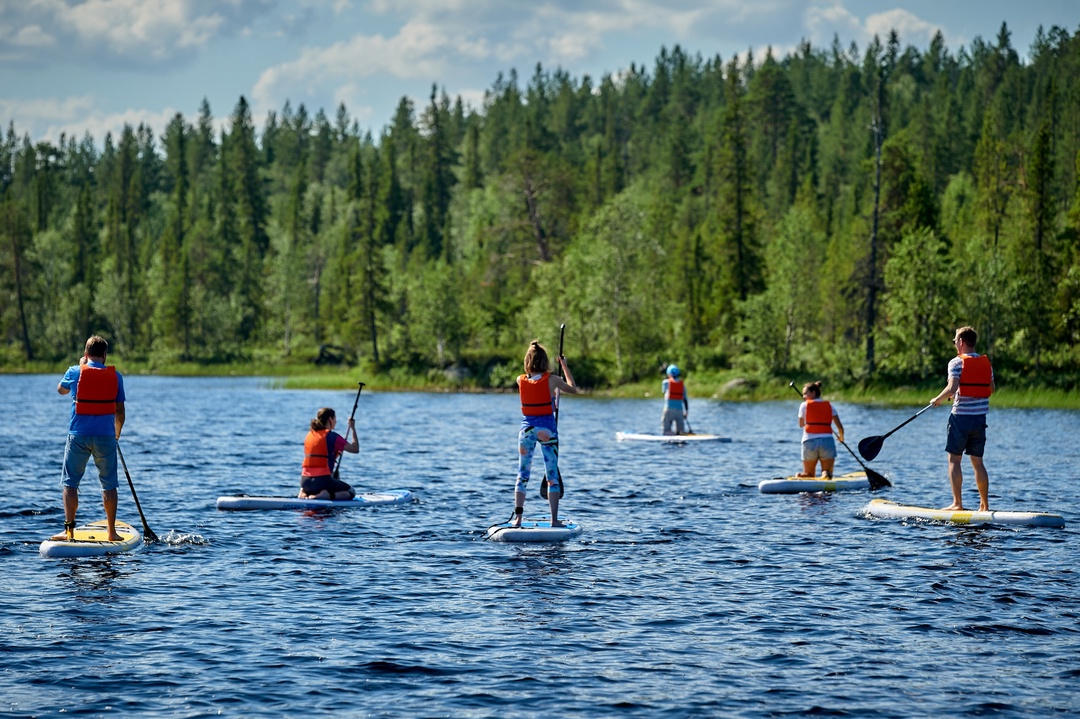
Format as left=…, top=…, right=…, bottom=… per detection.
left=49, top=532, right=70, bottom=541
left=512, top=517, right=522, bottom=528
left=796, top=472, right=811, bottom=477
left=108, top=532, right=123, bottom=542
left=550, top=519, right=565, bottom=528
left=941, top=503, right=964, bottom=511
left=978, top=504, right=989, bottom=512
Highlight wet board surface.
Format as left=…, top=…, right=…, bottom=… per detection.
left=615, top=432, right=731, bottom=443
left=216, top=489, right=415, bottom=511
left=865, top=498, right=1065, bottom=528
left=485, top=519, right=583, bottom=543
left=39, top=520, right=143, bottom=558
left=759, top=471, right=872, bottom=494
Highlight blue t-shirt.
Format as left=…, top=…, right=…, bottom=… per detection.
left=61, top=361, right=126, bottom=436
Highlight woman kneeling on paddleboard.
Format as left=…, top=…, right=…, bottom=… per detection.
left=515, top=340, right=578, bottom=528
left=299, top=407, right=358, bottom=500
left=797, top=381, right=845, bottom=478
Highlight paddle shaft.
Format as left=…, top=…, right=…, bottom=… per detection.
left=788, top=383, right=889, bottom=489
left=332, top=381, right=365, bottom=479
left=876, top=403, right=934, bottom=442
left=555, top=323, right=565, bottom=426
left=117, top=443, right=158, bottom=542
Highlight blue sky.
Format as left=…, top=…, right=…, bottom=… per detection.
left=1, top=0, right=1076, bottom=145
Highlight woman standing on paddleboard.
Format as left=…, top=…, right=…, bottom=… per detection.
left=514, top=340, right=578, bottom=528
left=797, top=381, right=845, bottom=478
left=299, top=408, right=358, bottom=500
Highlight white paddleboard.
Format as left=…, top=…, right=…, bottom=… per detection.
left=865, top=498, right=1065, bottom=528
left=216, top=489, right=415, bottom=511
left=485, top=518, right=583, bottom=542
left=616, top=432, right=731, bottom=443
left=39, top=520, right=144, bottom=558
left=759, top=471, right=872, bottom=494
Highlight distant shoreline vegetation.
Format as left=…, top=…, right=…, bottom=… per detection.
left=5, top=358, right=1078, bottom=409
left=2, top=23, right=1080, bottom=402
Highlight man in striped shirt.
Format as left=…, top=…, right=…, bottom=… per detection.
left=930, top=326, right=995, bottom=512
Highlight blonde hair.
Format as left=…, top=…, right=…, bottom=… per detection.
left=523, top=340, right=551, bottom=375
left=310, top=407, right=336, bottom=431
left=802, top=381, right=823, bottom=399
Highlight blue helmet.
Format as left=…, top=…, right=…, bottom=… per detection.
left=666, top=364, right=680, bottom=377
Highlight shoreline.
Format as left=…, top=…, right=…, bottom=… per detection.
left=5, top=363, right=1078, bottom=409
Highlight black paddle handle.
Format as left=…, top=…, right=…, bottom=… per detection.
left=880, top=403, right=934, bottom=440
left=333, top=381, right=365, bottom=479
left=555, top=324, right=565, bottom=426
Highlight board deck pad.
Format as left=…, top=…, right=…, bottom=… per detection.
left=485, top=518, right=583, bottom=542
left=39, top=519, right=143, bottom=558
left=616, top=432, right=731, bottom=443
left=216, top=489, right=414, bottom=511
left=865, top=498, right=1065, bottom=528
left=759, top=471, right=872, bottom=494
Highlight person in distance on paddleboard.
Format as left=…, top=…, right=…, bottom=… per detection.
left=797, top=381, right=844, bottom=478
left=299, top=407, right=358, bottom=501
left=515, top=340, right=578, bottom=528
left=661, top=364, right=689, bottom=435
left=930, top=326, right=994, bottom=512
left=53, top=335, right=126, bottom=542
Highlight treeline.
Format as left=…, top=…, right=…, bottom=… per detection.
left=2, top=23, right=1080, bottom=389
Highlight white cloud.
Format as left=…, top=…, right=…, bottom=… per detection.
left=0, top=94, right=185, bottom=146
left=806, top=2, right=950, bottom=50
left=0, top=0, right=273, bottom=66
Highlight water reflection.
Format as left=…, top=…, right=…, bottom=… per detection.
left=57, top=558, right=131, bottom=605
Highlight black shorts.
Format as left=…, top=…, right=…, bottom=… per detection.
left=300, top=475, right=354, bottom=496
left=945, top=413, right=987, bottom=457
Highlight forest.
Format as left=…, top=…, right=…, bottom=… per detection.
left=2, top=22, right=1080, bottom=392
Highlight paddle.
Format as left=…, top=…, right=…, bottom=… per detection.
left=116, top=442, right=159, bottom=542
left=788, top=382, right=891, bottom=490
left=857, top=403, right=934, bottom=461
left=332, top=381, right=365, bottom=480
left=541, top=324, right=566, bottom=500
left=684, top=418, right=693, bottom=436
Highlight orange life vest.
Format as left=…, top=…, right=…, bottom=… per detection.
left=666, top=379, right=685, bottom=401
left=804, top=400, right=833, bottom=434
left=519, top=373, right=553, bottom=416
left=303, top=429, right=335, bottom=475
left=959, top=354, right=993, bottom=398
left=75, top=366, right=118, bottom=416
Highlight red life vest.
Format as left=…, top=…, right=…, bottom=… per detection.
left=666, top=379, right=685, bottom=401
left=519, top=373, right=553, bottom=416
left=303, top=429, right=335, bottom=475
left=804, top=400, right=833, bottom=434
left=959, top=354, right=993, bottom=398
left=75, top=366, right=118, bottom=416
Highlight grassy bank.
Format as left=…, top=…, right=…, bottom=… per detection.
left=6, top=360, right=1079, bottom=409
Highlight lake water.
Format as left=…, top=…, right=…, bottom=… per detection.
left=1, top=375, right=1078, bottom=718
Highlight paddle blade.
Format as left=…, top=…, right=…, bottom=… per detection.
left=858, top=436, right=883, bottom=461
left=865, top=467, right=891, bottom=490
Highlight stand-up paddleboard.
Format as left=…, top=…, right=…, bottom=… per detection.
left=759, top=471, right=874, bottom=494
left=865, top=498, right=1065, bottom=528
left=616, top=432, right=731, bottom=443
left=216, top=489, right=415, bottom=511
left=39, top=520, right=143, bottom=558
left=485, top=518, right=583, bottom=542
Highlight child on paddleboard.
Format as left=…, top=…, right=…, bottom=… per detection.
left=299, top=407, right=358, bottom=500
left=661, top=364, right=689, bottom=435
left=514, top=340, right=578, bottom=528
left=797, top=381, right=844, bottom=478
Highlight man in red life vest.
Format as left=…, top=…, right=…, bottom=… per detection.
left=931, top=326, right=994, bottom=511
left=53, top=336, right=126, bottom=541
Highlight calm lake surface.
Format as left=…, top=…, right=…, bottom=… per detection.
left=1, top=375, right=1078, bottom=718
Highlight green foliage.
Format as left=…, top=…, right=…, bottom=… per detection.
left=3, top=24, right=1080, bottom=393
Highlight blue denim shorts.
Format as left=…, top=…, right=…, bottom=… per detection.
left=61, top=435, right=119, bottom=492
left=801, top=436, right=836, bottom=461
left=945, top=413, right=987, bottom=457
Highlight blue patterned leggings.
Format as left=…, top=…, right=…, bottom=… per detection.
left=516, top=425, right=560, bottom=495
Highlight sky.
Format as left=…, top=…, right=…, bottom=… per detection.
left=0, top=0, right=1077, bottom=146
